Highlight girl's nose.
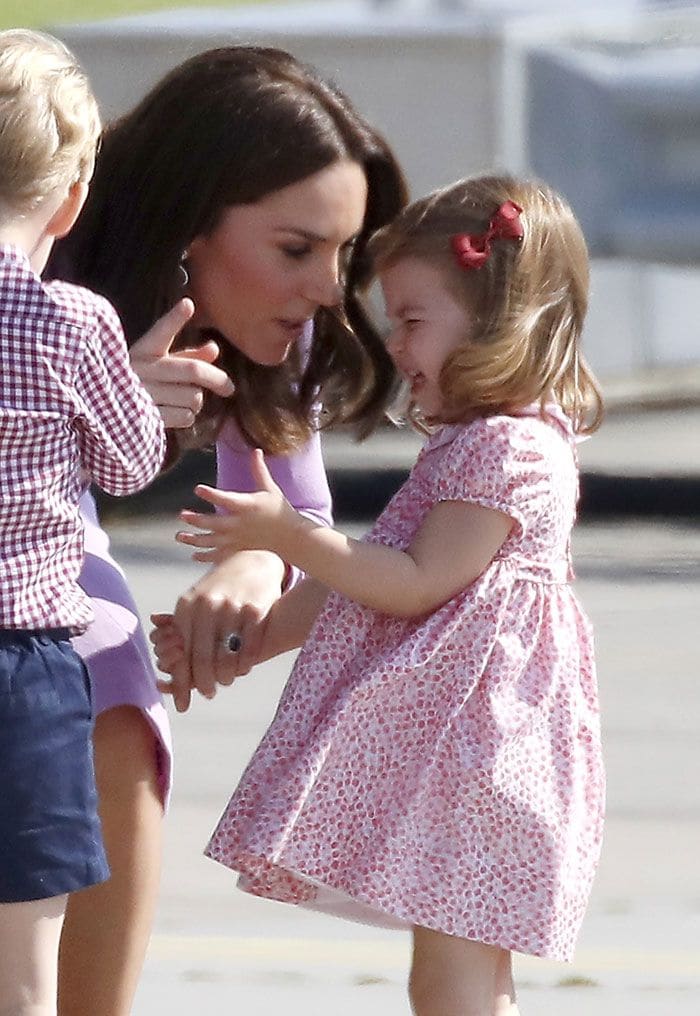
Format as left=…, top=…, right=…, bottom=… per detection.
left=385, top=328, right=403, bottom=357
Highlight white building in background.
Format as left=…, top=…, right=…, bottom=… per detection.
left=53, top=0, right=700, bottom=386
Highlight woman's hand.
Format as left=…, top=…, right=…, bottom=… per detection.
left=150, top=549, right=286, bottom=712
left=129, top=298, right=234, bottom=427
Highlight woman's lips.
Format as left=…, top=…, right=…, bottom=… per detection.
left=277, top=318, right=308, bottom=339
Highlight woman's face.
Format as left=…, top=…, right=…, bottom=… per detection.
left=186, top=159, right=368, bottom=365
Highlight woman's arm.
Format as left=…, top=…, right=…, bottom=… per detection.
left=179, top=450, right=514, bottom=619
left=150, top=576, right=329, bottom=699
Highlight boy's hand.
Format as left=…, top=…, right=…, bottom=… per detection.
left=150, top=612, right=192, bottom=712
left=177, top=449, right=298, bottom=564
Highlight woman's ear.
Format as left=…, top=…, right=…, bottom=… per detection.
left=45, top=180, right=89, bottom=239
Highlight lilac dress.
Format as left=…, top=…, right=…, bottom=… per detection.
left=73, top=420, right=333, bottom=807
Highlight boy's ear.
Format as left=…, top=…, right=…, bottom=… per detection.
left=45, top=180, right=89, bottom=240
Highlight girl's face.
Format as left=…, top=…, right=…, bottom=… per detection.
left=186, top=160, right=368, bottom=365
left=380, top=256, right=473, bottom=419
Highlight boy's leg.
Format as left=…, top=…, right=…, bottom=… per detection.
left=58, top=706, right=163, bottom=1016
left=0, top=895, right=67, bottom=1016
left=410, top=924, right=518, bottom=1016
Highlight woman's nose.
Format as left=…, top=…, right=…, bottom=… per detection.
left=305, top=263, right=343, bottom=308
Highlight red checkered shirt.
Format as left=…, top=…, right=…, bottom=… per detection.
left=0, top=244, right=166, bottom=632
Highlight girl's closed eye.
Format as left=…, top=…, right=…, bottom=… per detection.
left=394, top=318, right=422, bottom=342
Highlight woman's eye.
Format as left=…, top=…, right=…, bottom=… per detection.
left=282, top=246, right=311, bottom=260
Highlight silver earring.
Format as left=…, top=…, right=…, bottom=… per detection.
left=178, top=252, right=189, bottom=287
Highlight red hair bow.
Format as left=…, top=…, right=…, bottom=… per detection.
left=451, top=200, right=524, bottom=270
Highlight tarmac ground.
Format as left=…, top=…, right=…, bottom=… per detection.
left=102, top=498, right=699, bottom=1014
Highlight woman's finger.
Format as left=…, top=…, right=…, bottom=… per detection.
left=156, top=405, right=198, bottom=430
left=187, top=599, right=226, bottom=699
left=139, top=380, right=204, bottom=413
left=177, top=339, right=220, bottom=364
left=130, top=297, right=195, bottom=358
left=165, top=659, right=194, bottom=713
left=137, top=354, right=234, bottom=399
left=229, top=603, right=267, bottom=677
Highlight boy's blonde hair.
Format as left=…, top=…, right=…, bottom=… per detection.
left=369, top=174, right=603, bottom=435
left=0, top=29, right=100, bottom=218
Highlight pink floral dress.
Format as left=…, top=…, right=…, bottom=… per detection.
left=206, top=409, right=605, bottom=962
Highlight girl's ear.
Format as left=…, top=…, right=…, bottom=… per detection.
left=44, top=180, right=89, bottom=240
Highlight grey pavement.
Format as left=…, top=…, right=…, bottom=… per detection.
left=102, top=506, right=700, bottom=1015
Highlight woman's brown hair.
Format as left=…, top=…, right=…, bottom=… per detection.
left=49, top=46, right=409, bottom=455
left=369, top=174, right=603, bottom=435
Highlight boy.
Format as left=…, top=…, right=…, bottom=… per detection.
left=0, top=29, right=166, bottom=1014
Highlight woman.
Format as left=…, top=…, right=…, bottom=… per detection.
left=49, top=45, right=408, bottom=1016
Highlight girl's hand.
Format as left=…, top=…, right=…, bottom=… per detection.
left=152, top=550, right=286, bottom=711
left=177, top=449, right=299, bottom=563
left=129, top=298, right=234, bottom=427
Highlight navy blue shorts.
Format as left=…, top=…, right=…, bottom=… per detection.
left=0, top=629, right=110, bottom=902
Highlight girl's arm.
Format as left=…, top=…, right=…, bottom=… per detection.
left=257, top=577, right=330, bottom=661
left=179, top=449, right=513, bottom=619
left=155, top=430, right=333, bottom=711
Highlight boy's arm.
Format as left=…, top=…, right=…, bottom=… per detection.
left=73, top=296, right=166, bottom=495
left=179, top=450, right=513, bottom=619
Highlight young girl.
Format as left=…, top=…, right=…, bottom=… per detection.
left=164, top=174, right=606, bottom=1015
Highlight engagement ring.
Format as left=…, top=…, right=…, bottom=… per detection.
left=223, top=632, right=242, bottom=653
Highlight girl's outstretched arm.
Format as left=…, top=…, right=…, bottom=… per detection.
left=178, top=450, right=513, bottom=618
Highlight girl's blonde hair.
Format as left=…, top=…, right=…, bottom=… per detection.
left=0, top=29, right=100, bottom=219
left=369, top=174, right=603, bottom=435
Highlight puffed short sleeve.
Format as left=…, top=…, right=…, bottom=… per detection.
left=435, top=416, right=554, bottom=537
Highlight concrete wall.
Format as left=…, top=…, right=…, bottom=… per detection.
left=53, top=8, right=505, bottom=198
left=52, top=2, right=700, bottom=382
